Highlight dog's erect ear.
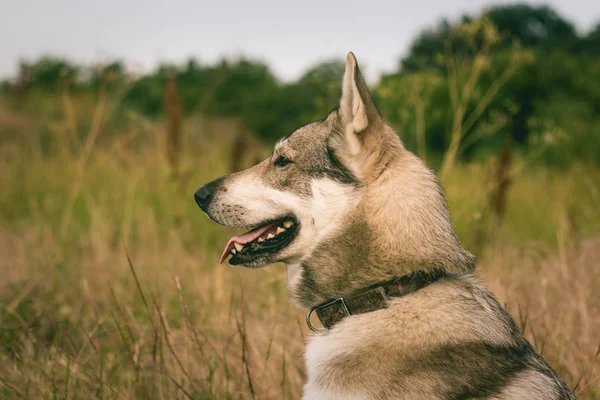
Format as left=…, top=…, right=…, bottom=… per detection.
left=339, top=52, right=381, bottom=136
left=329, top=53, right=382, bottom=178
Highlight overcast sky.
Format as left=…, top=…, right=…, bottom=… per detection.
left=1, top=0, right=598, bottom=83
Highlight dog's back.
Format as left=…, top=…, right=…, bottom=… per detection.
left=304, top=274, right=575, bottom=400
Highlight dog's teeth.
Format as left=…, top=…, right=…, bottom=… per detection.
left=257, top=237, right=265, bottom=242
left=276, top=227, right=285, bottom=235
left=231, top=248, right=237, bottom=255
left=267, top=233, right=275, bottom=239
left=234, top=243, right=244, bottom=252
left=283, top=220, right=293, bottom=229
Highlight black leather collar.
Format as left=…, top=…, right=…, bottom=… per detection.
left=306, top=270, right=447, bottom=332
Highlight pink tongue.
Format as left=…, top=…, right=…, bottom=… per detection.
left=220, top=221, right=281, bottom=264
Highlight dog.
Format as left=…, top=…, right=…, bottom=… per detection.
left=194, top=53, right=576, bottom=399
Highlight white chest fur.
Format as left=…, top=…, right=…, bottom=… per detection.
left=302, top=331, right=370, bottom=400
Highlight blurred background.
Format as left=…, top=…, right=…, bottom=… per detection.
left=1, top=1, right=599, bottom=399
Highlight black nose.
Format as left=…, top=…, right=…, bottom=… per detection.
left=194, top=184, right=214, bottom=210
left=194, top=177, right=226, bottom=210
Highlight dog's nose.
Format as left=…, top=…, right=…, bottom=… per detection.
left=194, top=185, right=214, bottom=210
left=194, top=177, right=226, bottom=211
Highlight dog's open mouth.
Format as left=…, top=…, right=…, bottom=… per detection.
left=220, top=217, right=299, bottom=265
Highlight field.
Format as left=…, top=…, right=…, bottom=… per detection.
left=0, top=93, right=599, bottom=399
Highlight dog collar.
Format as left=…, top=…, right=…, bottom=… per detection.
left=306, top=270, right=446, bottom=332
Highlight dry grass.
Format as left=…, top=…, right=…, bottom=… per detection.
left=482, top=237, right=600, bottom=397
left=0, top=95, right=598, bottom=399
left=0, top=214, right=307, bottom=399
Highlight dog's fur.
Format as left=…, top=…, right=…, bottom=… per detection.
left=195, top=53, right=576, bottom=399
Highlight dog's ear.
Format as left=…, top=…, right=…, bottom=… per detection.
left=339, top=52, right=379, bottom=134
left=329, top=53, right=382, bottom=178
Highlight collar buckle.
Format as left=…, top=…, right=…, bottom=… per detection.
left=306, top=297, right=349, bottom=333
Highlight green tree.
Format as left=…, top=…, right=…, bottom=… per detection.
left=27, top=57, right=79, bottom=88
left=487, top=4, right=578, bottom=50
left=575, top=23, right=600, bottom=55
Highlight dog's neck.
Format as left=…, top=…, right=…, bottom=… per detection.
left=307, top=269, right=448, bottom=331
left=287, top=256, right=471, bottom=309
left=287, top=149, right=474, bottom=309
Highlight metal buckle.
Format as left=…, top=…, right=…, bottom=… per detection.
left=306, top=298, right=349, bottom=333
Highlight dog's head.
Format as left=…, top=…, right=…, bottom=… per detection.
left=195, top=53, right=474, bottom=307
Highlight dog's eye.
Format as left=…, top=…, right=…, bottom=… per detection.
left=273, top=155, right=292, bottom=168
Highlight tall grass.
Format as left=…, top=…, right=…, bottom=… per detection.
left=0, top=95, right=599, bottom=399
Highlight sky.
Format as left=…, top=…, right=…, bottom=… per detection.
left=1, top=0, right=599, bottom=83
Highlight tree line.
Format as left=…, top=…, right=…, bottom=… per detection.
left=2, top=4, right=599, bottom=167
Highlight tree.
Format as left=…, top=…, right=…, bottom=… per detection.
left=90, top=61, right=126, bottom=89
left=435, top=17, right=530, bottom=176
left=401, top=20, right=451, bottom=72
left=575, top=22, right=600, bottom=55
left=400, top=4, right=578, bottom=73
left=377, top=71, right=444, bottom=161
left=487, top=5, right=578, bottom=51
left=27, top=57, right=79, bottom=88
